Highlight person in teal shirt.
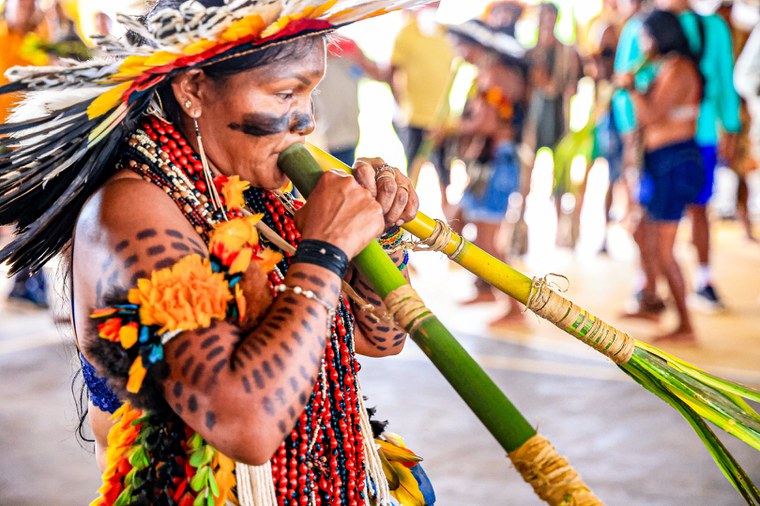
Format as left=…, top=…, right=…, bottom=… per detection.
left=613, top=0, right=740, bottom=313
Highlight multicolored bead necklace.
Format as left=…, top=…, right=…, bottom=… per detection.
left=124, top=116, right=367, bottom=505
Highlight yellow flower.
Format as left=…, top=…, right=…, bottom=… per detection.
left=127, top=255, right=232, bottom=333
left=220, top=175, right=250, bottom=209
left=210, top=215, right=263, bottom=254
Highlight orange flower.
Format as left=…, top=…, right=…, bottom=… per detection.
left=127, top=255, right=232, bottom=333
left=126, top=356, right=147, bottom=394
left=220, top=175, right=250, bottom=209
left=254, top=247, right=283, bottom=274
left=97, top=317, right=123, bottom=342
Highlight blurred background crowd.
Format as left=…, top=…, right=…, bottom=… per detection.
left=1, top=0, right=759, bottom=347
left=1, top=1, right=759, bottom=503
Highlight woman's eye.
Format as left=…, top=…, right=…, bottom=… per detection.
left=277, top=91, right=294, bottom=101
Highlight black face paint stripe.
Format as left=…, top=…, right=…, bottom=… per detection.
left=229, top=113, right=289, bottom=137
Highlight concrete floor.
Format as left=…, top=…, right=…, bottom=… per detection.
left=1, top=218, right=759, bottom=505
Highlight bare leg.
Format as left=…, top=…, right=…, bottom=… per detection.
left=688, top=204, right=710, bottom=268
left=737, top=175, right=756, bottom=241
left=653, top=221, right=696, bottom=343
left=624, top=215, right=664, bottom=320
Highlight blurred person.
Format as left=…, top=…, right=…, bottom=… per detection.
left=617, top=9, right=704, bottom=343
left=734, top=23, right=760, bottom=170
left=588, top=0, right=627, bottom=251
left=313, top=37, right=383, bottom=166
left=617, top=0, right=741, bottom=311
left=524, top=2, right=582, bottom=246
left=524, top=2, right=581, bottom=153
left=389, top=2, right=456, bottom=208
left=448, top=20, right=528, bottom=319
left=483, top=0, right=525, bottom=37
left=0, top=0, right=48, bottom=124
left=720, top=6, right=757, bottom=242
left=0, top=0, right=50, bottom=308
left=94, top=11, right=113, bottom=37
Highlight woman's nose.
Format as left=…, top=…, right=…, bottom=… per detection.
left=290, top=110, right=315, bottom=136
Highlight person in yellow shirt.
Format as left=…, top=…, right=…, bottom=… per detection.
left=0, top=0, right=49, bottom=124
left=389, top=3, right=455, bottom=205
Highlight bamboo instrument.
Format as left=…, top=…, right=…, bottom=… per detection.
left=288, top=143, right=760, bottom=505
left=278, top=144, right=602, bottom=506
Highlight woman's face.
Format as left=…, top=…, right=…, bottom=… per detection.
left=185, top=39, right=326, bottom=189
left=639, top=29, right=656, bottom=57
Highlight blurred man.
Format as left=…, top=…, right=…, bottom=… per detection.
left=313, top=37, right=383, bottom=166
left=389, top=3, right=455, bottom=207
left=524, top=2, right=581, bottom=153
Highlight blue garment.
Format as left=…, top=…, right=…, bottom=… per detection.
left=80, top=353, right=122, bottom=414
left=460, top=142, right=520, bottom=223
left=594, top=108, right=623, bottom=184
left=692, top=143, right=717, bottom=206
left=639, top=140, right=704, bottom=221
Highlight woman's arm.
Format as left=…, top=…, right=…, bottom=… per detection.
left=75, top=172, right=383, bottom=465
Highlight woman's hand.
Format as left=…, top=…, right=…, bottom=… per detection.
left=352, top=157, right=420, bottom=230
left=295, top=170, right=385, bottom=259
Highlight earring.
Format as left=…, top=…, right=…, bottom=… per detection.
left=193, top=116, right=227, bottom=221
left=184, top=100, right=192, bottom=109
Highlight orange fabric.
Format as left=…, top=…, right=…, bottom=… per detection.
left=0, top=21, right=49, bottom=123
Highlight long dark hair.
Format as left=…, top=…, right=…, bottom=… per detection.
left=641, top=9, right=704, bottom=90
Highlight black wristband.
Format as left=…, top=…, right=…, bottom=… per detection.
left=292, top=239, right=350, bottom=279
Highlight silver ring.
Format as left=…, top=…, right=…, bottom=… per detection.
left=375, top=164, right=396, bottom=180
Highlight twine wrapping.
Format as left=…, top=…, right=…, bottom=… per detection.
left=383, top=285, right=434, bottom=333
left=526, top=276, right=635, bottom=365
left=508, top=434, right=603, bottom=506
left=388, top=219, right=465, bottom=259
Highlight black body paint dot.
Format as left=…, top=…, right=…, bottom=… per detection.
left=136, top=229, right=158, bottom=240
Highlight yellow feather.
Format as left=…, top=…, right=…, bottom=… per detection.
left=86, top=82, right=131, bottom=120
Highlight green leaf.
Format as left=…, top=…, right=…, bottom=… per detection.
left=188, top=432, right=204, bottom=449
left=190, top=466, right=209, bottom=492
left=208, top=469, right=220, bottom=497
left=189, top=448, right=206, bottom=468
left=193, top=493, right=207, bottom=506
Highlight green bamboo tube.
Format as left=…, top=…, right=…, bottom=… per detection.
left=279, top=144, right=536, bottom=451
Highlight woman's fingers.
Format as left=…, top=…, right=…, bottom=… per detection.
left=352, top=157, right=420, bottom=227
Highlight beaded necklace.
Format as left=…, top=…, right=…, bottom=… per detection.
left=124, top=116, right=367, bottom=506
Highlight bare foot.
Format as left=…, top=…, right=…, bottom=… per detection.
left=461, top=290, right=498, bottom=305
left=652, top=328, right=697, bottom=345
left=488, top=311, right=525, bottom=328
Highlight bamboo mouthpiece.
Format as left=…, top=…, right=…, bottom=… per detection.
left=384, top=285, right=433, bottom=333
left=508, top=434, right=603, bottom=506
left=526, top=276, right=635, bottom=365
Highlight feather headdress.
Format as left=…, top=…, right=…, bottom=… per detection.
left=0, top=0, right=432, bottom=274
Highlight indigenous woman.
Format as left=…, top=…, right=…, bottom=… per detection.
left=616, top=9, right=703, bottom=343
left=447, top=20, right=527, bottom=322
left=0, top=0, right=433, bottom=504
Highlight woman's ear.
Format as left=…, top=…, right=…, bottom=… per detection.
left=171, top=69, right=205, bottom=119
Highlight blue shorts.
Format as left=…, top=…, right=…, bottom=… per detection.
left=691, top=144, right=717, bottom=206
left=460, top=142, right=520, bottom=223
left=594, top=110, right=623, bottom=184
left=640, top=140, right=704, bottom=222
